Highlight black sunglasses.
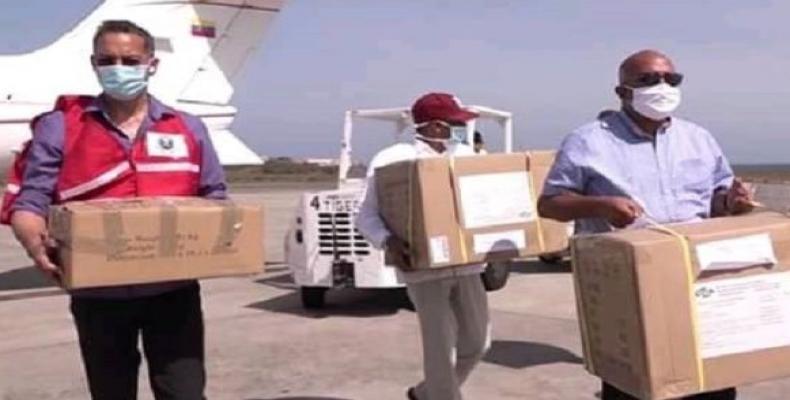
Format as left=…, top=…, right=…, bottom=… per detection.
left=94, top=55, right=149, bottom=67
left=630, top=72, right=684, bottom=88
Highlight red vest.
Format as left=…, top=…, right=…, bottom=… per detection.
left=1, top=95, right=201, bottom=224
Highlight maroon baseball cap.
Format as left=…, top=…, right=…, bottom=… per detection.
left=411, top=92, right=478, bottom=124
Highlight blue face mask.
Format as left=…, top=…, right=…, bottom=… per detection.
left=415, top=123, right=468, bottom=148
left=97, top=65, right=149, bottom=101
left=449, top=126, right=468, bottom=144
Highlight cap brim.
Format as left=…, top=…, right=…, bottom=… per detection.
left=445, top=109, right=479, bottom=124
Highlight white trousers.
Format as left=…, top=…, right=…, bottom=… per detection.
left=408, top=273, right=491, bottom=400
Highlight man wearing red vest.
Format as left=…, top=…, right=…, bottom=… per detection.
left=5, top=20, right=226, bottom=399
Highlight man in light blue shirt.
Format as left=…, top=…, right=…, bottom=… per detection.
left=538, top=49, right=753, bottom=399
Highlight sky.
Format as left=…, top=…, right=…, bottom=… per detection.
left=1, top=0, right=788, bottom=164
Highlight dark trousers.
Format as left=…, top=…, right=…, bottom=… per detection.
left=70, top=283, right=205, bottom=400
left=602, top=382, right=736, bottom=400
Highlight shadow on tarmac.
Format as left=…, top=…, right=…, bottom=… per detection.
left=251, top=258, right=571, bottom=319
left=483, top=339, right=583, bottom=369
left=509, top=259, right=572, bottom=274
left=248, top=273, right=413, bottom=319
left=247, top=397, right=354, bottom=400
left=0, top=266, right=55, bottom=291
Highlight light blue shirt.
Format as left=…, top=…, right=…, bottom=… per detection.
left=542, top=111, right=734, bottom=234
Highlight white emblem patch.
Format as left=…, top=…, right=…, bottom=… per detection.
left=146, top=132, right=188, bottom=158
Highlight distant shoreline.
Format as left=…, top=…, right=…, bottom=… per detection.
left=732, top=165, right=790, bottom=184
left=223, top=164, right=790, bottom=184
left=1, top=165, right=788, bottom=187
left=222, top=166, right=790, bottom=185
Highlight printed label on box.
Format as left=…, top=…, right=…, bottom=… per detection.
left=430, top=236, right=450, bottom=264
left=695, top=272, right=790, bottom=358
left=458, top=172, right=535, bottom=229
left=696, top=233, right=777, bottom=271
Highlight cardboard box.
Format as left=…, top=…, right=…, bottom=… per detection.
left=529, top=150, right=573, bottom=253
left=572, top=212, right=790, bottom=399
left=374, top=152, right=568, bottom=270
left=49, top=197, right=264, bottom=289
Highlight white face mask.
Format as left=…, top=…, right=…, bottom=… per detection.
left=627, top=82, right=682, bottom=121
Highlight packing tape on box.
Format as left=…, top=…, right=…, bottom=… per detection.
left=644, top=216, right=706, bottom=392
left=102, top=209, right=125, bottom=257
left=526, top=154, right=547, bottom=253
left=158, top=202, right=179, bottom=257
left=448, top=157, right=471, bottom=264
left=391, top=160, right=418, bottom=270
left=212, top=202, right=244, bottom=255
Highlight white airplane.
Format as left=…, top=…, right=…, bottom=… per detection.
left=0, top=0, right=287, bottom=173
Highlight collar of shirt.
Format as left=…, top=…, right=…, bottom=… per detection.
left=84, top=94, right=176, bottom=122
left=616, top=110, right=672, bottom=140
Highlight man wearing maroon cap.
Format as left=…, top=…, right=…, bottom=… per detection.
left=356, top=92, right=491, bottom=400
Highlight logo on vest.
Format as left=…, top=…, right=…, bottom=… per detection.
left=147, top=132, right=188, bottom=158
left=158, top=137, right=175, bottom=150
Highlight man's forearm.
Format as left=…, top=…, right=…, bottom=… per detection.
left=355, top=213, right=391, bottom=249
left=537, top=193, right=607, bottom=222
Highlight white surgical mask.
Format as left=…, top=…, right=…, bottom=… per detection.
left=627, top=82, right=681, bottom=121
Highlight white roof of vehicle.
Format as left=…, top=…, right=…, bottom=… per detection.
left=349, top=105, right=512, bottom=124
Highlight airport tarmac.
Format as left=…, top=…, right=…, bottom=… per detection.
left=2, top=183, right=790, bottom=399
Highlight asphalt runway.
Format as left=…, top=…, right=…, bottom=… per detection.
left=1, top=182, right=790, bottom=399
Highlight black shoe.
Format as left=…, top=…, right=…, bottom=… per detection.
left=407, top=387, right=418, bottom=400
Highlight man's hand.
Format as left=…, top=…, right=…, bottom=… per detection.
left=597, top=196, right=644, bottom=228
left=10, top=211, right=62, bottom=284
left=385, top=235, right=411, bottom=269
left=538, top=192, right=643, bottom=228
left=28, top=235, right=61, bottom=283
left=726, top=178, right=755, bottom=215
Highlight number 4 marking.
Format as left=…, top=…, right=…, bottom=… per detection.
left=310, top=196, right=320, bottom=210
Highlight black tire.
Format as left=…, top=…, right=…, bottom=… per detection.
left=481, top=262, right=510, bottom=291
left=300, top=287, right=328, bottom=309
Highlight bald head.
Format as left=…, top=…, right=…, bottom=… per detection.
left=618, top=50, right=675, bottom=85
